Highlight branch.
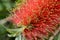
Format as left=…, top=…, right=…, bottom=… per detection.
left=0, top=16, right=11, bottom=24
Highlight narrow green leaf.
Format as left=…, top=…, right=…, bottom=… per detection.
left=0, top=24, right=7, bottom=35
left=15, top=34, right=26, bottom=40
left=15, top=34, right=22, bottom=40
left=7, top=25, right=26, bottom=37
left=0, top=24, right=9, bottom=40
left=53, top=32, right=60, bottom=40
left=58, top=32, right=60, bottom=40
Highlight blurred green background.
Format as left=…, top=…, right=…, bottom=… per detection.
left=0, top=0, right=15, bottom=19
left=0, top=0, right=15, bottom=40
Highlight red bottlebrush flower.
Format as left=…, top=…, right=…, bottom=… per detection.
left=10, top=0, right=60, bottom=40
left=10, top=0, right=51, bottom=26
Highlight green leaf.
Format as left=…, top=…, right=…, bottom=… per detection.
left=0, top=24, right=9, bottom=40
left=0, top=24, right=7, bottom=35
left=15, top=34, right=26, bottom=40
left=58, top=32, right=60, bottom=40
left=15, top=34, right=22, bottom=40
left=53, top=32, right=60, bottom=40
left=7, top=25, right=26, bottom=37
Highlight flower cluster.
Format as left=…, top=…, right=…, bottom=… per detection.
left=10, top=0, right=60, bottom=40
